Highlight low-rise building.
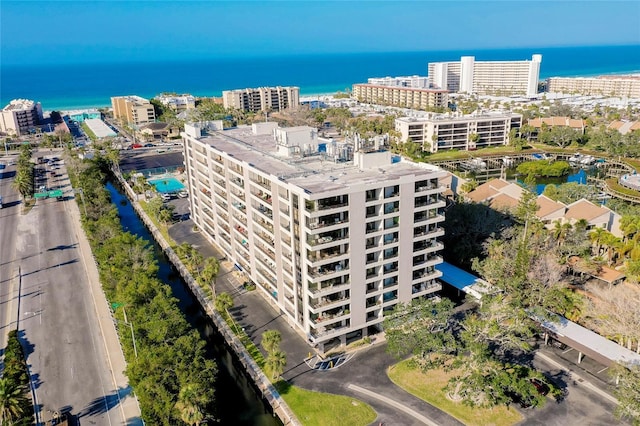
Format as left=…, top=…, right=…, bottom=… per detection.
left=155, top=94, right=196, bottom=112
left=222, top=86, right=299, bottom=112
left=352, top=84, right=448, bottom=110
left=395, top=112, right=522, bottom=153
left=0, top=99, right=43, bottom=136
left=465, top=178, right=623, bottom=237
left=182, top=122, right=447, bottom=352
left=139, top=122, right=180, bottom=141
left=547, top=75, right=640, bottom=98
left=111, top=95, right=156, bottom=127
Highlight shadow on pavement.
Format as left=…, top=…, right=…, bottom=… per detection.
left=79, top=385, right=133, bottom=418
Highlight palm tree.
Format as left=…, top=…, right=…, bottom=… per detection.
left=261, top=330, right=282, bottom=355
left=589, top=227, right=608, bottom=256
left=0, top=377, right=28, bottom=424
left=551, top=222, right=573, bottom=247
left=214, top=292, right=233, bottom=316
left=266, top=350, right=287, bottom=380
left=11, top=169, right=33, bottom=200
left=174, top=384, right=206, bottom=426
left=200, top=257, right=220, bottom=298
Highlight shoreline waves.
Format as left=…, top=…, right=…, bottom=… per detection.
left=2, top=45, right=639, bottom=112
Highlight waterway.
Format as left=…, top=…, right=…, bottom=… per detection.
left=106, top=181, right=281, bottom=426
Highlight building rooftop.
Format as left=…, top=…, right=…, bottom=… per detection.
left=564, top=199, right=611, bottom=222
left=528, top=117, right=586, bottom=129
left=191, top=125, right=444, bottom=194
left=397, top=111, right=521, bottom=124
left=3, top=99, right=39, bottom=112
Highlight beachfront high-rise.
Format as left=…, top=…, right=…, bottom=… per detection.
left=111, top=95, right=156, bottom=127
left=222, top=86, right=300, bottom=113
left=182, top=122, right=446, bottom=352
left=0, top=99, right=43, bottom=136
left=395, top=112, right=522, bottom=153
left=428, top=54, right=542, bottom=97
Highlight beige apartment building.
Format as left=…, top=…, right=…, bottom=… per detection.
left=111, top=95, right=156, bottom=127
left=395, top=112, right=522, bottom=153
left=428, top=55, right=542, bottom=97
left=0, top=99, right=43, bottom=136
left=547, top=75, right=640, bottom=98
left=352, top=84, right=449, bottom=109
left=222, top=86, right=300, bottom=112
left=182, top=121, right=447, bottom=352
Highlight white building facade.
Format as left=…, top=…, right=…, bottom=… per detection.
left=428, top=55, right=542, bottom=97
left=182, top=123, right=447, bottom=352
left=222, top=86, right=300, bottom=113
left=155, top=94, right=196, bottom=111
left=396, top=112, right=522, bottom=153
left=0, top=99, right=43, bottom=136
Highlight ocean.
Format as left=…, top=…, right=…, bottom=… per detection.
left=1, top=44, right=639, bottom=111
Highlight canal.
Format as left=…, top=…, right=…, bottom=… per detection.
left=106, top=181, right=281, bottom=426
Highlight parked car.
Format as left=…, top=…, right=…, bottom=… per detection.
left=131, top=143, right=143, bottom=149
left=530, top=378, right=550, bottom=396
left=178, top=190, right=188, bottom=198
left=144, top=143, right=155, bottom=147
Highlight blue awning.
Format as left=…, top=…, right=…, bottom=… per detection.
left=435, top=262, right=497, bottom=300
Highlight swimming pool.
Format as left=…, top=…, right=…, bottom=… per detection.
left=148, top=176, right=185, bottom=193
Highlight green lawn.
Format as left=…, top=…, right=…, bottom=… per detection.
left=275, top=382, right=377, bottom=426
left=387, top=360, right=523, bottom=426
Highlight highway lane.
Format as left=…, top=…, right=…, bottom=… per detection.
left=0, top=156, right=20, bottom=351
left=16, top=156, right=126, bottom=425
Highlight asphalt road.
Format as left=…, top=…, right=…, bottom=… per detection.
left=0, top=156, right=20, bottom=351
left=12, top=154, right=130, bottom=425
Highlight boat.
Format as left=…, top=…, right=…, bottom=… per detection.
left=568, top=154, right=583, bottom=164
left=580, top=155, right=596, bottom=166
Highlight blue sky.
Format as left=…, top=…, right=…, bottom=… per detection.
left=2, top=1, right=639, bottom=65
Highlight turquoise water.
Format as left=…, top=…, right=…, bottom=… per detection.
left=2, top=45, right=639, bottom=111
left=148, top=177, right=185, bottom=193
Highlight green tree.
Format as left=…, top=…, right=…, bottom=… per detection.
left=214, top=292, right=233, bottom=316
left=261, top=330, right=282, bottom=355
left=199, top=257, right=220, bottom=297
left=611, top=364, right=640, bottom=425
left=265, top=350, right=287, bottom=380
left=0, top=378, right=28, bottom=424
left=174, top=383, right=206, bottom=426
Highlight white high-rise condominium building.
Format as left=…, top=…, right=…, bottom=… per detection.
left=222, top=86, right=300, bottom=113
left=0, top=99, right=43, bottom=136
left=395, top=112, right=522, bottom=153
left=428, top=55, right=542, bottom=97
left=182, top=122, right=447, bottom=352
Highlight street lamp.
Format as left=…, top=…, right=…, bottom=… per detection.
left=112, top=304, right=138, bottom=358
left=74, top=188, right=87, bottom=217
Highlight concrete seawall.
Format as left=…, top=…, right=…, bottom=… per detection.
left=113, top=170, right=300, bottom=426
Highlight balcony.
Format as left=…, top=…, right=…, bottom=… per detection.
left=413, top=255, right=443, bottom=268
left=308, top=262, right=349, bottom=279
left=309, top=292, right=349, bottom=311
left=233, top=224, right=248, bottom=238
left=230, top=177, right=244, bottom=188
left=252, top=190, right=272, bottom=205
left=307, top=232, right=348, bottom=247
left=308, top=279, right=350, bottom=296
left=411, top=281, right=442, bottom=295
left=309, top=322, right=350, bottom=339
